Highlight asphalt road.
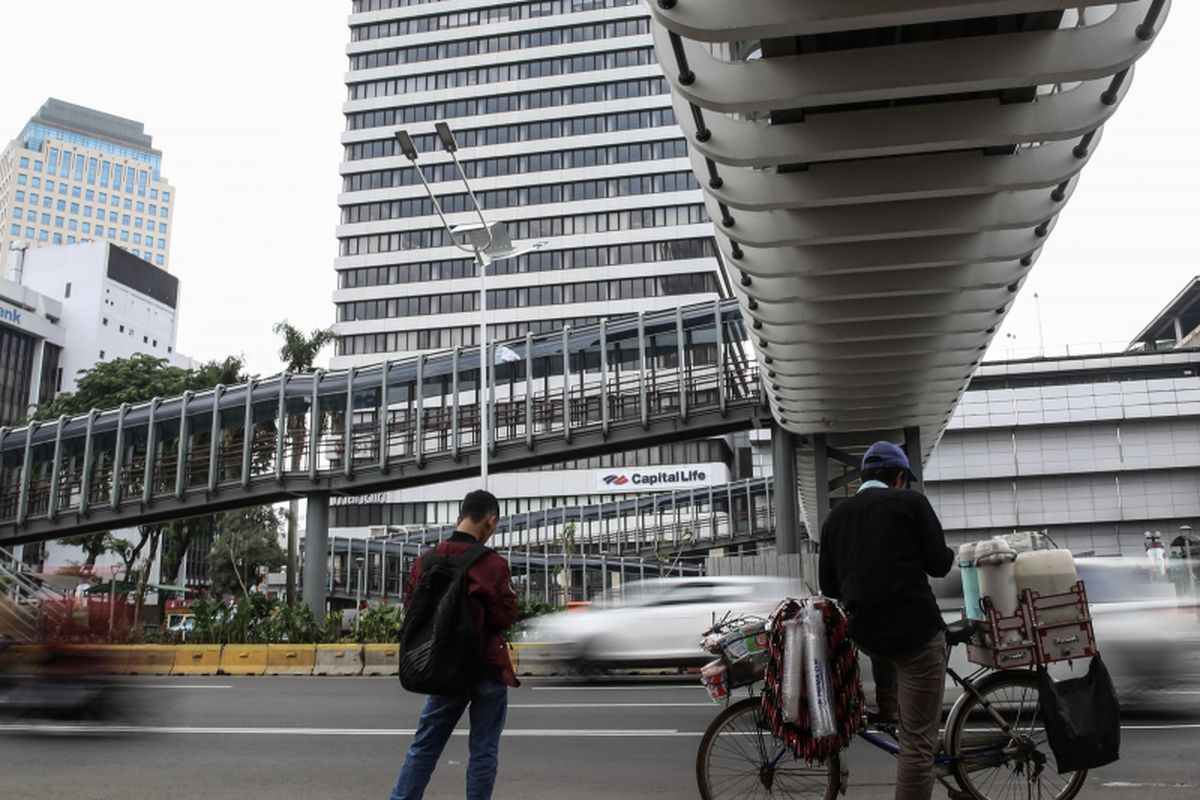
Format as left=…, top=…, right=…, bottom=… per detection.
left=1, top=676, right=1198, bottom=800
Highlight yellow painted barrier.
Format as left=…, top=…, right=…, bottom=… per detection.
left=314, top=644, right=364, bottom=676
left=220, top=644, right=268, bottom=676
left=125, top=644, right=175, bottom=675
left=170, top=644, right=223, bottom=675
left=508, top=643, right=520, bottom=674
left=87, top=644, right=133, bottom=674
left=266, top=644, right=316, bottom=676
left=362, top=643, right=399, bottom=676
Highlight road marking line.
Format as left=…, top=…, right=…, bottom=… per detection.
left=1102, top=782, right=1197, bottom=788
left=1121, top=723, right=1200, bottom=730
left=510, top=702, right=712, bottom=709
left=531, top=685, right=703, bottom=691
left=0, top=724, right=701, bottom=738
left=125, top=684, right=233, bottom=690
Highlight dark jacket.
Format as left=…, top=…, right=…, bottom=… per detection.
left=818, top=487, right=955, bottom=658
left=404, top=532, right=520, bottom=687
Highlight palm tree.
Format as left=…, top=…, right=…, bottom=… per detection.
left=274, top=321, right=337, bottom=605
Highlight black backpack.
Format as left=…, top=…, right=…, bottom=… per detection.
left=399, top=543, right=490, bottom=695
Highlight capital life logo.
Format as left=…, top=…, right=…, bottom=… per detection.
left=597, top=467, right=710, bottom=492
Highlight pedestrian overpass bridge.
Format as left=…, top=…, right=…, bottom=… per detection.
left=0, top=300, right=766, bottom=547
left=320, top=477, right=775, bottom=606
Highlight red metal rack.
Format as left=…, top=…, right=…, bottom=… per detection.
left=966, top=580, right=1097, bottom=669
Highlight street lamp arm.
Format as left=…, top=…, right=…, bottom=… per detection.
left=435, top=121, right=493, bottom=252
left=394, top=129, right=477, bottom=256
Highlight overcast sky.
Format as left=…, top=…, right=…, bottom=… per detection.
left=1, top=1, right=1197, bottom=376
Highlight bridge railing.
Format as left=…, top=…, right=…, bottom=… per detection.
left=1, top=300, right=759, bottom=538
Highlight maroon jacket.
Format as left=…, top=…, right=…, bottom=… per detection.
left=404, top=532, right=519, bottom=687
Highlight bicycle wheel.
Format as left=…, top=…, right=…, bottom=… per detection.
left=946, top=670, right=1087, bottom=800
left=696, top=697, right=839, bottom=800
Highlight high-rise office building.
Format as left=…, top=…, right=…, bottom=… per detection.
left=329, top=0, right=736, bottom=537
left=0, top=99, right=176, bottom=276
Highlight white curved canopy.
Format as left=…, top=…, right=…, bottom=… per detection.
left=647, top=0, right=1170, bottom=536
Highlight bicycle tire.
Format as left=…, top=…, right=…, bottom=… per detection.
left=945, top=670, right=1087, bottom=800
left=696, top=697, right=839, bottom=800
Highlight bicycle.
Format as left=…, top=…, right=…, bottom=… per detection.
left=697, top=618, right=1087, bottom=800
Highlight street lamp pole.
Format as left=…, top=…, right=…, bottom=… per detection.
left=394, top=124, right=545, bottom=495
left=395, top=127, right=493, bottom=490
left=434, top=123, right=496, bottom=490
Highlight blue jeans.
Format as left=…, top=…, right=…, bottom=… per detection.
left=389, top=679, right=508, bottom=800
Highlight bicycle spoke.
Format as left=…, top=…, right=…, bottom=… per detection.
left=949, top=672, right=1085, bottom=800
left=698, top=697, right=835, bottom=800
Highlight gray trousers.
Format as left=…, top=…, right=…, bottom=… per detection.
left=865, top=630, right=948, bottom=800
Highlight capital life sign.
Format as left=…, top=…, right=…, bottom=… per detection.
left=595, top=465, right=724, bottom=493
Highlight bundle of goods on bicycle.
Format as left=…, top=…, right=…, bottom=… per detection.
left=760, top=595, right=864, bottom=762
left=966, top=580, right=1098, bottom=669
left=698, top=614, right=768, bottom=701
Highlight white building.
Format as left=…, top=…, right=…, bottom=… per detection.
left=18, top=240, right=188, bottom=390
left=0, top=98, right=176, bottom=277
left=3, top=240, right=191, bottom=576
left=327, top=0, right=739, bottom=539
left=0, top=256, right=64, bottom=426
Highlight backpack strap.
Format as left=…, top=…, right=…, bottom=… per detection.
left=453, top=543, right=491, bottom=569
left=420, top=541, right=491, bottom=572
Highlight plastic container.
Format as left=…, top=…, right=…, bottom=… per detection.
left=973, top=537, right=1008, bottom=560
left=959, top=542, right=983, bottom=620
left=1015, top=550, right=1079, bottom=623
left=977, top=547, right=1020, bottom=643
left=702, top=659, right=729, bottom=701
left=802, top=602, right=836, bottom=738
left=781, top=617, right=803, bottom=722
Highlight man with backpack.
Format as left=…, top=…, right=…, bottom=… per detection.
left=390, top=490, right=518, bottom=800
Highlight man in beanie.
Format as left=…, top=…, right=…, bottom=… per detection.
left=819, top=441, right=955, bottom=800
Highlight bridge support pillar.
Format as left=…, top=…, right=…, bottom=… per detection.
left=303, top=492, right=330, bottom=624
left=772, top=425, right=800, bottom=555
left=903, top=426, right=924, bottom=494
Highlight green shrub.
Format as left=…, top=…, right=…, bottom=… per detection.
left=352, top=604, right=404, bottom=643
left=517, top=596, right=556, bottom=622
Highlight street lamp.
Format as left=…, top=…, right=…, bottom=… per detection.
left=394, top=123, right=546, bottom=491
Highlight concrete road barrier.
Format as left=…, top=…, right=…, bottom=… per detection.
left=0, top=644, right=45, bottom=673
left=86, top=644, right=133, bottom=675
left=509, top=643, right=561, bottom=677
left=266, top=644, right=316, bottom=676
left=220, top=644, right=268, bottom=676
left=314, top=644, right=363, bottom=676
left=362, top=643, right=399, bottom=676
left=170, top=644, right=223, bottom=675
left=125, top=645, right=175, bottom=675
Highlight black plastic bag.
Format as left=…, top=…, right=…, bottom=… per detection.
left=1037, top=655, right=1121, bottom=773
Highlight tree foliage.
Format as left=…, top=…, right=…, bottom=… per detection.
left=32, top=353, right=248, bottom=422
left=273, top=320, right=337, bottom=373
left=206, top=507, right=287, bottom=599
left=39, top=354, right=249, bottom=587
